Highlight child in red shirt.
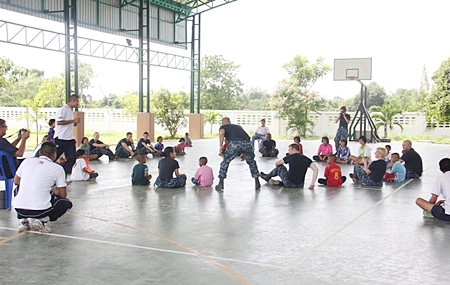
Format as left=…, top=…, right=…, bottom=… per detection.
left=294, top=136, right=303, bottom=154
left=318, top=155, right=346, bottom=186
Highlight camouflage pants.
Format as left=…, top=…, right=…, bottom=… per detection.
left=218, top=140, right=259, bottom=179
left=155, top=174, right=187, bottom=188
left=334, top=127, right=348, bottom=151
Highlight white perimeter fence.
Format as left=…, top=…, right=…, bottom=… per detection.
left=1, top=107, right=450, bottom=137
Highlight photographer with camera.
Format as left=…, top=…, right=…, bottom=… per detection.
left=0, top=119, right=30, bottom=178
left=334, top=106, right=351, bottom=152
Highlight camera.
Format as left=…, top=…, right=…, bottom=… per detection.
left=20, top=128, right=27, bottom=133
left=340, top=109, right=344, bottom=114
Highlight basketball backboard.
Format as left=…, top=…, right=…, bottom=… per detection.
left=333, top=58, right=372, bottom=81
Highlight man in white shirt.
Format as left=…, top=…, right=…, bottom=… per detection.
left=251, top=119, right=270, bottom=150
left=13, top=142, right=72, bottom=233
left=55, top=95, right=80, bottom=174
left=416, top=158, right=450, bottom=221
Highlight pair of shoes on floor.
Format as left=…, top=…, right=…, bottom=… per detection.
left=33, top=219, right=52, bottom=233
left=260, top=172, right=271, bottom=182
left=268, top=179, right=283, bottom=186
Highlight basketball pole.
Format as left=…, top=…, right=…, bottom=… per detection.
left=348, top=80, right=380, bottom=143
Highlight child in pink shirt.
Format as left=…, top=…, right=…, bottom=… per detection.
left=176, top=138, right=186, bottom=155
left=313, top=136, right=333, bottom=162
left=191, top=157, right=214, bottom=186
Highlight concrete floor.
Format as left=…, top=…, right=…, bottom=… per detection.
left=1, top=138, right=449, bottom=285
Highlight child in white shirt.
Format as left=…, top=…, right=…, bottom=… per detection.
left=71, top=149, right=99, bottom=181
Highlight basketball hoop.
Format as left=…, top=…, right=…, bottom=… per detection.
left=348, top=76, right=356, bottom=80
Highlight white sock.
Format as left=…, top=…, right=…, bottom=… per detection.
left=40, top=216, right=50, bottom=223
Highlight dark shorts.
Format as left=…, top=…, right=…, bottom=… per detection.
left=431, top=205, right=450, bottom=221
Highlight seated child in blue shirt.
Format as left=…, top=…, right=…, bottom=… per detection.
left=336, top=139, right=351, bottom=164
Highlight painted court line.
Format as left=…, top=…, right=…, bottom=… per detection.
left=286, top=158, right=443, bottom=269
left=286, top=179, right=415, bottom=268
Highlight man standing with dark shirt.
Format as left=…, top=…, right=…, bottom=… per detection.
left=260, top=143, right=318, bottom=188
left=334, top=106, right=351, bottom=152
left=400, top=140, right=423, bottom=178
left=216, top=117, right=260, bottom=191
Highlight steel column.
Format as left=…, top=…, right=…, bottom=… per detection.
left=64, top=0, right=71, bottom=102
left=196, top=13, right=201, bottom=114
left=146, top=1, right=150, bottom=113
left=138, top=0, right=144, bottom=112
left=190, top=14, right=201, bottom=114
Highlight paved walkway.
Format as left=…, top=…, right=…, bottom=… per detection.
left=0, top=139, right=449, bottom=284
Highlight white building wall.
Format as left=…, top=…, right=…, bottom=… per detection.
left=1, top=107, right=449, bottom=138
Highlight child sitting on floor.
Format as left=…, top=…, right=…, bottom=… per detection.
left=154, top=136, right=164, bottom=157
left=318, top=154, right=346, bottom=186
left=385, top=144, right=392, bottom=164
left=184, top=133, right=193, bottom=147
left=78, top=136, right=98, bottom=160
left=192, top=156, right=214, bottom=187
left=384, top=152, right=406, bottom=183
left=132, top=153, right=152, bottom=185
left=336, top=139, right=351, bottom=164
left=313, top=136, right=333, bottom=162
left=294, top=136, right=303, bottom=154
left=349, top=136, right=371, bottom=165
left=416, top=158, right=450, bottom=221
left=175, top=138, right=186, bottom=155
left=155, top=147, right=187, bottom=188
left=71, top=149, right=98, bottom=181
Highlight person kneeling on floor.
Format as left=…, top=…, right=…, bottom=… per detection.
left=71, top=149, right=98, bottom=181
left=416, top=158, right=450, bottom=221
left=350, top=147, right=387, bottom=186
left=318, top=154, right=346, bottom=186
left=260, top=143, right=318, bottom=189
left=13, top=142, right=73, bottom=233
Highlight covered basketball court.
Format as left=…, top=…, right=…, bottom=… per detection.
left=0, top=139, right=448, bottom=284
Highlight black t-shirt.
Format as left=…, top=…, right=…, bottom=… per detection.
left=339, top=113, right=351, bottom=128
left=116, top=138, right=133, bottom=150
left=283, top=153, right=312, bottom=184
left=263, top=139, right=276, bottom=149
left=0, top=137, right=19, bottom=178
left=136, top=138, right=151, bottom=150
left=158, top=157, right=180, bottom=179
left=368, top=160, right=387, bottom=182
left=88, top=139, right=104, bottom=151
left=219, top=124, right=250, bottom=141
left=400, top=148, right=423, bottom=176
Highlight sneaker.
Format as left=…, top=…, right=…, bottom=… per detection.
left=18, top=221, right=30, bottom=232
left=260, top=172, right=270, bottom=182
left=349, top=173, right=354, bottom=179
left=33, top=219, right=52, bottom=233
left=268, top=179, right=283, bottom=186
left=423, top=210, right=435, bottom=219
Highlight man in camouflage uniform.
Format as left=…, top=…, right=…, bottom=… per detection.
left=216, top=117, right=261, bottom=191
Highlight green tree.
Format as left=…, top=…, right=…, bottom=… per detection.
left=370, top=101, right=403, bottom=138
left=203, top=110, right=222, bottom=134
left=153, top=88, right=189, bottom=139
left=272, top=55, right=330, bottom=136
left=199, top=55, right=244, bottom=110
left=347, top=82, right=387, bottom=111
left=243, top=87, right=271, bottom=110
left=0, top=72, right=43, bottom=107
left=0, top=57, right=28, bottom=88
left=390, top=88, right=420, bottom=112
left=117, top=91, right=139, bottom=116
left=35, top=76, right=66, bottom=107
left=18, top=97, right=47, bottom=146
left=422, top=57, right=450, bottom=123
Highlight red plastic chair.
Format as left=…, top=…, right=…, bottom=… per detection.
left=0, top=150, right=16, bottom=210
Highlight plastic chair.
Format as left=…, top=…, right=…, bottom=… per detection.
left=0, top=150, right=17, bottom=210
